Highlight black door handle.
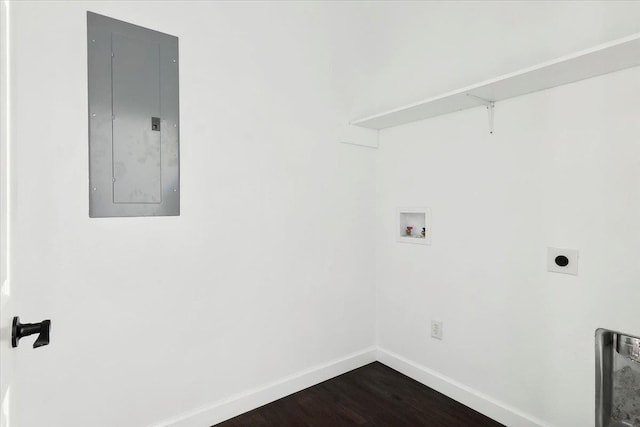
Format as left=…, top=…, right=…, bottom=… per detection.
left=12, top=316, right=51, bottom=349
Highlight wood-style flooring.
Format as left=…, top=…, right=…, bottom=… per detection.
left=214, top=362, right=504, bottom=427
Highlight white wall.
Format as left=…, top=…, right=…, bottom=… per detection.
left=7, top=2, right=640, bottom=427
left=5, top=2, right=377, bottom=426
left=374, top=3, right=640, bottom=427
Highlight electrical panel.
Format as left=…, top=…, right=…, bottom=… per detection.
left=87, top=12, right=179, bottom=217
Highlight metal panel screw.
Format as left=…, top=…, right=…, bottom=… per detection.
left=172, top=59, right=176, bottom=63
left=91, top=39, right=96, bottom=43
left=173, top=189, right=177, bottom=192
left=91, top=113, right=96, bottom=117
left=93, top=187, right=97, bottom=191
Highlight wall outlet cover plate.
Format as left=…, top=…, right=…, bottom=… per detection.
left=547, top=247, right=579, bottom=275
left=431, top=320, right=443, bottom=340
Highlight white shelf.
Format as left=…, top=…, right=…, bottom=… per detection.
left=351, top=33, right=640, bottom=130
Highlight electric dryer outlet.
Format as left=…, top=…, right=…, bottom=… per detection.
left=547, top=247, right=579, bottom=275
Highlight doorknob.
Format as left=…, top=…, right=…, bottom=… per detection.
left=12, top=316, right=51, bottom=349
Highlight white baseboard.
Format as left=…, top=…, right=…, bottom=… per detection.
left=154, top=346, right=377, bottom=427
left=376, top=347, right=550, bottom=427
left=154, top=346, right=549, bottom=427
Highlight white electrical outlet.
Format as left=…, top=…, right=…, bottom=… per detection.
left=431, top=320, right=443, bottom=340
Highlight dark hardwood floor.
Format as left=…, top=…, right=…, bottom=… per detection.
left=214, top=362, right=504, bottom=427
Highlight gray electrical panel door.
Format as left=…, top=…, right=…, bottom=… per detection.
left=88, top=12, right=179, bottom=217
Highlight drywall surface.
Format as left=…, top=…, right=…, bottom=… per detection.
left=374, top=4, right=640, bottom=426
left=375, top=50, right=640, bottom=427
left=7, top=2, right=640, bottom=426
left=5, top=2, right=376, bottom=426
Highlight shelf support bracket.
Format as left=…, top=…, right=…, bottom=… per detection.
left=487, top=101, right=495, bottom=134
left=466, top=94, right=495, bottom=134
